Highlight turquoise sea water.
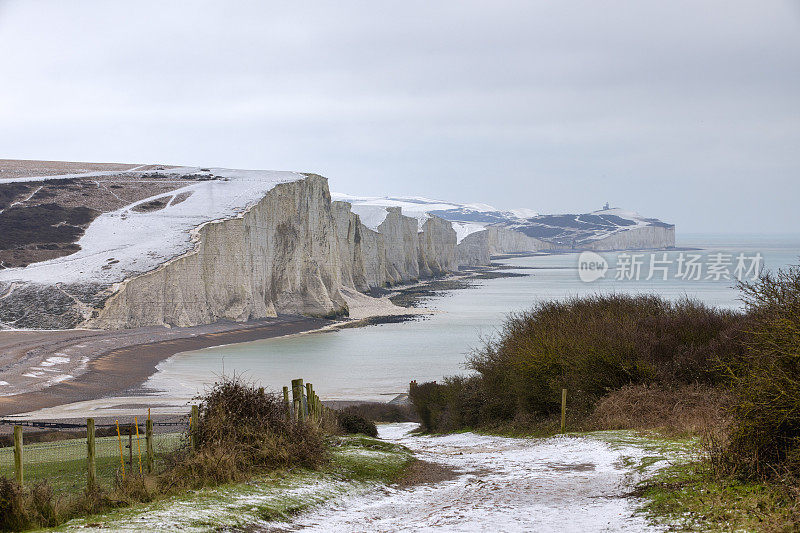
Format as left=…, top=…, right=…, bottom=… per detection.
left=144, top=234, right=800, bottom=401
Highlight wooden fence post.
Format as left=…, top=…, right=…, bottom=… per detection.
left=128, top=432, right=133, bottom=471
left=283, top=386, right=291, bottom=420
left=145, top=417, right=154, bottom=474
left=561, top=388, right=567, bottom=433
left=300, top=387, right=309, bottom=419
left=291, top=379, right=305, bottom=422
left=306, top=383, right=315, bottom=421
left=191, top=405, right=199, bottom=450
left=13, top=426, right=22, bottom=485
left=87, top=418, right=96, bottom=490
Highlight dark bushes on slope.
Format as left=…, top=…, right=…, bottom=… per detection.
left=336, top=402, right=418, bottom=423
left=411, top=294, right=746, bottom=432
left=336, top=410, right=379, bottom=438
left=0, top=204, right=99, bottom=248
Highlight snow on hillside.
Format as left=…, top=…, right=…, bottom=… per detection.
left=505, top=207, right=539, bottom=219
left=503, top=207, right=674, bottom=246
left=589, top=208, right=649, bottom=225
left=451, top=222, right=488, bottom=244
left=0, top=167, right=303, bottom=285
left=332, top=194, right=466, bottom=231
left=331, top=194, right=538, bottom=241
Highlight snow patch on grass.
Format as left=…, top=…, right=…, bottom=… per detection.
left=51, top=437, right=412, bottom=532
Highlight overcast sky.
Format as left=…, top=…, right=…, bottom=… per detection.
left=0, top=1, right=797, bottom=234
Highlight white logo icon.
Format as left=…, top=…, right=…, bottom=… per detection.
left=578, top=251, right=608, bottom=282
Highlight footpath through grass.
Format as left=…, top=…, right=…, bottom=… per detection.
left=475, top=425, right=800, bottom=532
left=456, top=423, right=782, bottom=531
left=42, top=434, right=413, bottom=532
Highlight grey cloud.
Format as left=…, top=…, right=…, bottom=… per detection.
left=0, top=0, right=797, bottom=233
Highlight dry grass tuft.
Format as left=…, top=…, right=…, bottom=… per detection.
left=591, top=383, right=733, bottom=437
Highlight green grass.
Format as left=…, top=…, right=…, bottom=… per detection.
left=640, top=462, right=800, bottom=532
left=579, top=430, right=800, bottom=531
left=330, top=435, right=410, bottom=482
left=42, top=434, right=413, bottom=532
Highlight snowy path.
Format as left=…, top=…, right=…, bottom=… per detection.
left=272, top=423, right=666, bottom=532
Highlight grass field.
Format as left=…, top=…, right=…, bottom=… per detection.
left=0, top=432, right=186, bottom=492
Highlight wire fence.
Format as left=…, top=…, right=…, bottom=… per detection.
left=0, top=417, right=189, bottom=493
left=0, top=377, right=329, bottom=498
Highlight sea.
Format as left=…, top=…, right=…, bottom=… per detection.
left=143, top=234, right=800, bottom=402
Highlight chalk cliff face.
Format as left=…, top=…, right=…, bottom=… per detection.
left=585, top=225, right=675, bottom=251
left=377, top=207, right=421, bottom=284
left=358, top=225, right=390, bottom=289
left=332, top=200, right=369, bottom=292
left=418, top=216, right=457, bottom=277
left=336, top=195, right=675, bottom=266
left=89, top=176, right=348, bottom=329
left=332, top=201, right=457, bottom=290
left=486, top=227, right=555, bottom=256
left=456, top=230, right=490, bottom=267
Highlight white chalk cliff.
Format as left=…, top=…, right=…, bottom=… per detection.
left=0, top=166, right=674, bottom=330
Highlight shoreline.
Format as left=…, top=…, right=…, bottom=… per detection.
left=0, top=315, right=331, bottom=417
left=0, top=263, right=518, bottom=419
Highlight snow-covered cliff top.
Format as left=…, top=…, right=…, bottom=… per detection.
left=331, top=194, right=539, bottom=242
left=0, top=166, right=303, bottom=285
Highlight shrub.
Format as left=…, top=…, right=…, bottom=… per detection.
left=410, top=376, right=484, bottom=432
left=721, top=265, right=800, bottom=479
left=0, top=376, right=333, bottom=529
left=0, top=477, right=24, bottom=532
left=0, top=478, right=58, bottom=532
left=336, top=411, right=378, bottom=438
left=411, top=294, right=745, bottom=432
left=336, top=402, right=417, bottom=423
left=164, top=376, right=326, bottom=489
left=591, top=383, right=733, bottom=435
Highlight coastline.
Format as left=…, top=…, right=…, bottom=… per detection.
left=0, top=264, right=518, bottom=419
left=0, top=315, right=333, bottom=417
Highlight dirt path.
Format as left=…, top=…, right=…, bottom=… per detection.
left=272, top=423, right=667, bottom=532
